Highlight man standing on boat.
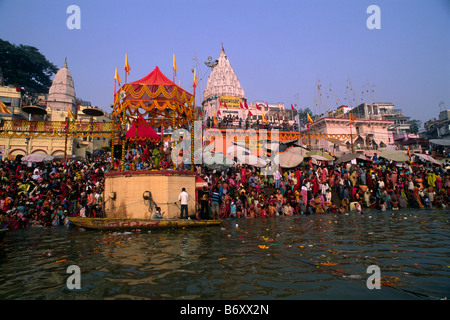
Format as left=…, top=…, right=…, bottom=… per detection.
left=178, top=188, right=189, bottom=219
left=199, top=184, right=210, bottom=220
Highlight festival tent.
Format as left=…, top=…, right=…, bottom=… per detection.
left=113, top=66, right=195, bottom=128
left=413, top=153, right=442, bottom=166
left=125, top=116, right=160, bottom=144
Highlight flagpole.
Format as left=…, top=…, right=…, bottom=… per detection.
left=308, top=123, right=311, bottom=151
left=64, top=116, right=68, bottom=164
left=350, top=116, right=354, bottom=153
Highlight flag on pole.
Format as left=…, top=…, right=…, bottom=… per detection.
left=114, top=67, right=122, bottom=85
left=124, top=54, right=131, bottom=75
left=213, top=113, right=218, bottom=126
left=0, top=101, right=12, bottom=114
left=240, top=102, right=244, bottom=109
left=291, top=104, right=296, bottom=111
left=193, top=69, right=197, bottom=87
left=198, top=109, right=202, bottom=117
left=224, top=102, right=228, bottom=109
left=307, top=113, right=314, bottom=124
left=349, top=114, right=356, bottom=122
left=256, top=103, right=261, bottom=111
left=173, top=54, right=177, bottom=80
left=262, top=112, right=268, bottom=123
left=219, top=99, right=222, bottom=107
left=244, top=101, right=249, bottom=109
left=248, top=110, right=253, bottom=116
left=68, top=108, right=75, bottom=120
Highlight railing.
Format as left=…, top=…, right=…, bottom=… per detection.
left=0, top=119, right=113, bottom=138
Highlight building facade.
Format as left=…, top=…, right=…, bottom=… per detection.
left=304, top=117, right=395, bottom=155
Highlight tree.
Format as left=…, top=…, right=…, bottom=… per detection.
left=297, top=107, right=314, bottom=126
left=407, top=119, right=422, bottom=134
left=0, top=38, right=58, bottom=94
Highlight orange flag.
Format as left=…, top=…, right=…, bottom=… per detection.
left=124, top=54, right=131, bottom=75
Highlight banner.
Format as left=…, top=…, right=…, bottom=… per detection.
left=219, top=96, right=241, bottom=109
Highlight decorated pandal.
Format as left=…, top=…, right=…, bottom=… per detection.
left=104, top=66, right=199, bottom=220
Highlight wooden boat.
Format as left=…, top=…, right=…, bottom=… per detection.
left=67, top=217, right=222, bottom=231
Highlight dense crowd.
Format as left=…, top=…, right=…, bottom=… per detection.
left=1, top=147, right=449, bottom=230
left=0, top=157, right=109, bottom=230
left=194, top=154, right=450, bottom=219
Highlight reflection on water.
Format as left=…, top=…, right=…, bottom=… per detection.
left=0, top=209, right=449, bottom=300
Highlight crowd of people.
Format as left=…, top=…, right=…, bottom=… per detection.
left=0, top=146, right=449, bottom=231
left=194, top=153, right=450, bottom=219
left=0, top=157, right=108, bottom=230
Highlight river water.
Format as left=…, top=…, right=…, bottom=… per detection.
left=0, top=209, right=449, bottom=300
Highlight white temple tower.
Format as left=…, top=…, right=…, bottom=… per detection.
left=202, top=46, right=246, bottom=120
left=46, top=59, right=77, bottom=120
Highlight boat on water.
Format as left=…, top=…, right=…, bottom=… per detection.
left=67, top=217, right=222, bottom=231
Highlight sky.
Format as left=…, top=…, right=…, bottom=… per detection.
left=0, top=0, right=449, bottom=127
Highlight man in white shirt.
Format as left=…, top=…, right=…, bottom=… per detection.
left=178, top=188, right=189, bottom=219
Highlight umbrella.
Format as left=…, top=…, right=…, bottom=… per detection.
left=237, top=154, right=268, bottom=167
left=276, top=151, right=304, bottom=168
left=326, top=137, right=347, bottom=147
left=429, top=139, right=450, bottom=146
left=226, top=145, right=251, bottom=158
left=378, top=148, right=409, bottom=162
left=306, top=150, right=334, bottom=161
left=413, top=153, right=442, bottom=166
left=335, top=153, right=368, bottom=164
left=21, top=153, right=54, bottom=163
left=287, top=146, right=308, bottom=155
left=309, top=154, right=331, bottom=161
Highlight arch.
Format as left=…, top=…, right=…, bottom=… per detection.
left=51, top=150, right=65, bottom=156
left=354, top=136, right=365, bottom=149
left=30, top=149, right=48, bottom=154
left=8, top=148, right=26, bottom=157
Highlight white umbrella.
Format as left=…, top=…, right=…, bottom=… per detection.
left=237, top=154, right=268, bottom=167
left=276, top=151, right=304, bottom=168
left=379, top=148, right=409, bottom=162
left=413, top=153, right=442, bottom=166
left=286, top=147, right=309, bottom=156
left=21, top=153, right=54, bottom=163
left=226, top=145, right=251, bottom=157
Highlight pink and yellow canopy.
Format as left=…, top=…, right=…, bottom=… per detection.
left=113, top=66, right=195, bottom=128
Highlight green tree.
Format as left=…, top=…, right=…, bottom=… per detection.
left=407, top=119, right=422, bottom=134
left=296, top=107, right=314, bottom=126
left=0, top=38, right=58, bottom=93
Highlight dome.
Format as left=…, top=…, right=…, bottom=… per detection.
left=47, top=60, right=76, bottom=112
